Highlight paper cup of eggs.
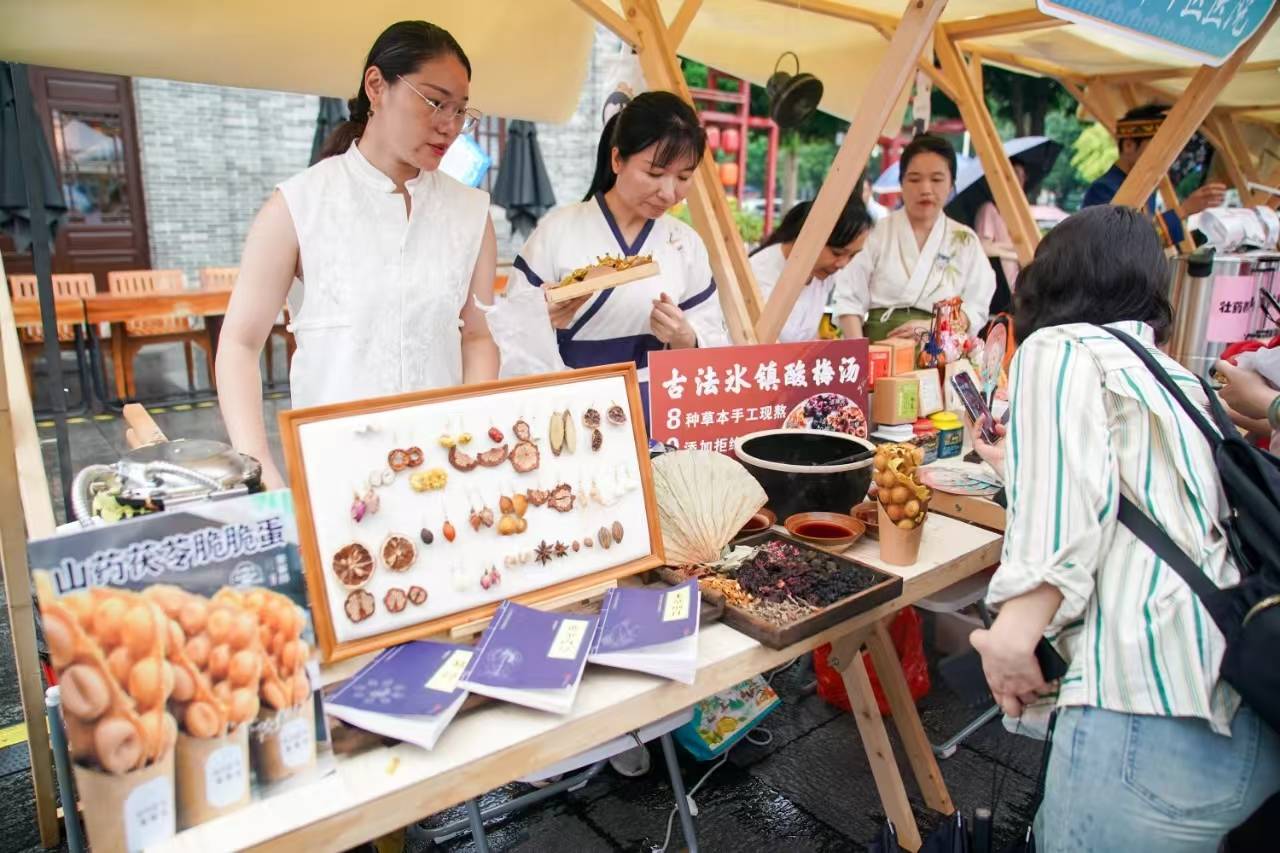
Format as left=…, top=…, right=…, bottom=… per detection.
left=35, top=576, right=179, bottom=851
left=871, top=443, right=932, bottom=566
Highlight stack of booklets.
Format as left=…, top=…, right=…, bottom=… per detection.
left=588, top=580, right=700, bottom=684
left=325, top=640, right=474, bottom=750
left=458, top=601, right=598, bottom=714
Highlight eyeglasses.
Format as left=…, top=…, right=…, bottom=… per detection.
left=396, top=75, right=481, bottom=133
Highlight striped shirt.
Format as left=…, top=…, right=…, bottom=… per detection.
left=988, top=321, right=1241, bottom=735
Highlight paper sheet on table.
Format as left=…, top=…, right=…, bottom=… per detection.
left=476, top=280, right=567, bottom=379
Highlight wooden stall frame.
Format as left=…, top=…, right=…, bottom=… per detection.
left=278, top=362, right=665, bottom=662
left=756, top=0, right=950, bottom=345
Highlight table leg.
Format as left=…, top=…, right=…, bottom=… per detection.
left=72, top=326, right=92, bottom=411
left=464, top=798, right=490, bottom=853
left=866, top=620, right=954, bottom=814
left=660, top=732, right=699, bottom=853
left=110, top=323, right=128, bottom=403
left=830, top=630, right=922, bottom=852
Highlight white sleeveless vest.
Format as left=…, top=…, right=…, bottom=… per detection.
left=278, top=142, right=490, bottom=409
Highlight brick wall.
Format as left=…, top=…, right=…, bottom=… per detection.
left=132, top=79, right=317, bottom=284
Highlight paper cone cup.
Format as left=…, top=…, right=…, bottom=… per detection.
left=250, top=700, right=316, bottom=784
left=72, top=747, right=176, bottom=853
left=175, top=725, right=251, bottom=829
left=878, top=503, right=924, bottom=566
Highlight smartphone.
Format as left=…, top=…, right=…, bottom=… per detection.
left=1035, top=638, right=1069, bottom=681
left=951, top=372, right=999, bottom=444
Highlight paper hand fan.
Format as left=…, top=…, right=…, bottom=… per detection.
left=652, top=450, right=767, bottom=566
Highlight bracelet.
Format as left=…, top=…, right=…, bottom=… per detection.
left=1269, top=394, right=1280, bottom=430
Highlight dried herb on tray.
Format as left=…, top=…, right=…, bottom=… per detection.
left=735, top=541, right=880, bottom=607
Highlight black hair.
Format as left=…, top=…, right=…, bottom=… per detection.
left=320, top=20, right=471, bottom=159
left=582, top=91, right=707, bottom=201
left=1117, top=102, right=1169, bottom=151
left=1013, top=205, right=1172, bottom=343
left=900, top=133, right=957, bottom=183
left=752, top=195, right=872, bottom=255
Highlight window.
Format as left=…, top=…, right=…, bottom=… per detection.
left=50, top=108, right=131, bottom=225
left=472, top=116, right=506, bottom=194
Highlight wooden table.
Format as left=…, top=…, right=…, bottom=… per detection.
left=82, top=289, right=231, bottom=406
left=152, top=515, right=1001, bottom=853
left=9, top=298, right=87, bottom=328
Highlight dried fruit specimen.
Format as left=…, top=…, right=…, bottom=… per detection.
left=384, top=588, right=408, bottom=613
left=549, top=411, right=565, bottom=456
left=381, top=535, right=417, bottom=572
left=607, top=403, right=627, bottom=425
left=527, top=488, right=549, bottom=507
left=442, top=520, right=457, bottom=542
left=405, top=447, right=424, bottom=467
left=448, top=445, right=478, bottom=472
left=332, top=544, right=374, bottom=588
left=499, top=495, right=514, bottom=515
left=408, top=586, right=428, bottom=606
left=563, top=411, right=578, bottom=454
left=572, top=540, right=581, bottom=553
left=548, top=483, right=575, bottom=513
left=598, top=526, right=613, bottom=549
left=387, top=449, right=411, bottom=471
left=488, top=426, right=504, bottom=443
left=513, top=418, right=531, bottom=441
left=611, top=521, right=624, bottom=544
left=553, top=541, right=569, bottom=558
left=409, top=468, right=447, bottom=492
left=583, top=408, right=601, bottom=429
left=344, top=590, right=375, bottom=623
left=476, top=445, right=509, bottom=467
left=535, top=541, right=554, bottom=566
left=511, top=441, right=540, bottom=473
left=420, top=528, right=434, bottom=545
left=591, top=429, right=603, bottom=452
left=512, top=493, right=529, bottom=517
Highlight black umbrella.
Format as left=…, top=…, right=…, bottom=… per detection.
left=945, top=136, right=1062, bottom=229
left=310, top=96, right=349, bottom=165
left=1, top=65, right=67, bottom=252
left=491, top=120, right=556, bottom=238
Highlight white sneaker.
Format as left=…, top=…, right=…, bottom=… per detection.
left=608, top=743, right=651, bottom=778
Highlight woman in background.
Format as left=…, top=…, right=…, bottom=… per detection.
left=748, top=195, right=872, bottom=343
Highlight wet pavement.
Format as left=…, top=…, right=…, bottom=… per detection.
left=3, top=344, right=1043, bottom=852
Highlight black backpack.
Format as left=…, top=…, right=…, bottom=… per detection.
left=1105, top=328, right=1280, bottom=732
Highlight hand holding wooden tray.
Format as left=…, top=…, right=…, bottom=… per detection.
left=544, top=256, right=660, bottom=304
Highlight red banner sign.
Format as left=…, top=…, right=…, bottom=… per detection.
left=647, top=340, right=870, bottom=451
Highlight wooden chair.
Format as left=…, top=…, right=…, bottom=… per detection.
left=107, top=269, right=214, bottom=399
left=199, top=266, right=295, bottom=383
left=8, top=273, right=95, bottom=393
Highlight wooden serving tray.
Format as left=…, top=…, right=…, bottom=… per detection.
left=544, top=260, right=660, bottom=304
left=659, top=531, right=902, bottom=650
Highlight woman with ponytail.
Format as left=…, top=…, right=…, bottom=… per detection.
left=217, top=21, right=499, bottom=489
left=503, top=91, right=729, bottom=401
left=748, top=196, right=872, bottom=342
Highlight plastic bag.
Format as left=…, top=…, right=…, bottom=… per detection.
left=475, top=279, right=566, bottom=379
left=814, top=607, right=930, bottom=716
left=673, top=676, right=781, bottom=760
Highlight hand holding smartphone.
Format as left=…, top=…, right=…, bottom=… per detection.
left=951, top=372, right=999, bottom=444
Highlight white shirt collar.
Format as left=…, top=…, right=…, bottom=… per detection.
left=343, top=140, right=432, bottom=195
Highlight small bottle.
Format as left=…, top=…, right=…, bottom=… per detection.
left=912, top=417, right=938, bottom=465
left=930, top=411, right=964, bottom=459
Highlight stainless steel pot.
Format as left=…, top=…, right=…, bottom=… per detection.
left=1167, top=250, right=1280, bottom=378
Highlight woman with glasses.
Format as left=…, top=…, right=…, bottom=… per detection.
left=217, top=20, right=497, bottom=490
left=501, top=92, right=729, bottom=409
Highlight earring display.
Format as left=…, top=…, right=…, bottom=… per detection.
left=280, top=364, right=663, bottom=661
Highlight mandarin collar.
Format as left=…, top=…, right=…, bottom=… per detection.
left=343, top=140, right=433, bottom=195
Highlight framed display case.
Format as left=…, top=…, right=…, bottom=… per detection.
left=279, top=364, right=663, bottom=661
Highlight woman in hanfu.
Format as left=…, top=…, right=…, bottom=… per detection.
left=832, top=134, right=995, bottom=341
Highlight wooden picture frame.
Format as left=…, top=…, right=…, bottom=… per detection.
left=543, top=261, right=660, bottom=304
left=279, top=363, right=664, bottom=662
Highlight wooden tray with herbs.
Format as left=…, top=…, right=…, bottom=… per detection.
left=658, top=531, right=902, bottom=649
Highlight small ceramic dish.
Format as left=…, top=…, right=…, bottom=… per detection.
left=783, top=512, right=865, bottom=549
left=851, top=503, right=880, bottom=540
left=735, top=508, right=777, bottom=539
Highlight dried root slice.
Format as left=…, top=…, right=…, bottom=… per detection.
left=513, top=418, right=531, bottom=442
left=384, top=588, right=408, bottom=614
left=583, top=408, right=601, bottom=429
left=344, top=590, right=375, bottom=623
left=448, top=445, right=478, bottom=472
left=408, top=586, right=429, bottom=606
left=527, top=487, right=549, bottom=507
left=476, top=444, right=509, bottom=467
left=591, top=429, right=603, bottom=452
left=511, top=441, right=540, bottom=473
left=607, top=403, right=627, bottom=425
left=548, top=483, right=575, bottom=513
left=549, top=411, right=565, bottom=456
left=563, top=411, right=578, bottom=454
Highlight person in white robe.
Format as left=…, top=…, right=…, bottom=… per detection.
left=749, top=195, right=872, bottom=343
left=832, top=134, right=995, bottom=342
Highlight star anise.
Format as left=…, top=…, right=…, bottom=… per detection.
left=553, top=541, right=568, bottom=558
left=534, top=540, right=554, bottom=566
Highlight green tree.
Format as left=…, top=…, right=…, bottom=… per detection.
left=1070, top=123, right=1118, bottom=184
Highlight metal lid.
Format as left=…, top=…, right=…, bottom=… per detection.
left=120, top=439, right=259, bottom=490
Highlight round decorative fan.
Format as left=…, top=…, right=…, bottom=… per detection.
left=652, top=450, right=767, bottom=566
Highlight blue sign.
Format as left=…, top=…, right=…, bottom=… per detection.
left=1038, top=0, right=1276, bottom=66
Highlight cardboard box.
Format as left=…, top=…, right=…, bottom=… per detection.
left=868, top=345, right=892, bottom=384
left=871, top=376, right=919, bottom=426
left=882, top=338, right=917, bottom=375
left=909, top=368, right=945, bottom=416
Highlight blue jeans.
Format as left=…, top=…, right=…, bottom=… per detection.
left=1035, top=705, right=1280, bottom=852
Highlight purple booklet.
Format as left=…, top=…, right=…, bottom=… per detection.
left=591, top=580, right=699, bottom=653
left=460, top=601, right=598, bottom=693
left=327, top=640, right=473, bottom=717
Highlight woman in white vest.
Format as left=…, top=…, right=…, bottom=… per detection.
left=217, top=21, right=498, bottom=489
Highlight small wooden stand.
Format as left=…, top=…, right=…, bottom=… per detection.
left=544, top=261, right=660, bottom=304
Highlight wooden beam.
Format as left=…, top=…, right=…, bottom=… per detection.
left=961, top=45, right=1085, bottom=82
left=1115, top=3, right=1280, bottom=209
left=944, top=9, right=1068, bottom=41
left=571, top=0, right=640, bottom=47
left=1111, top=82, right=1197, bottom=254
left=966, top=50, right=984, bottom=95
left=0, top=268, right=61, bottom=847
left=937, top=27, right=1040, bottom=266
left=1220, top=103, right=1280, bottom=114
left=755, top=0, right=950, bottom=345
left=667, top=0, right=703, bottom=48
left=1059, top=79, right=1116, bottom=133
left=1096, top=58, right=1280, bottom=84
left=623, top=0, right=761, bottom=344
left=1209, top=112, right=1263, bottom=203
left=758, top=0, right=898, bottom=34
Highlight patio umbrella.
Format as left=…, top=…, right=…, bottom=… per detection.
left=945, top=136, right=1063, bottom=227
left=491, top=120, right=556, bottom=238
left=873, top=151, right=982, bottom=198
left=0, top=64, right=66, bottom=252
left=309, top=96, right=349, bottom=165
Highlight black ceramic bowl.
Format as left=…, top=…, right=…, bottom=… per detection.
left=733, top=429, right=875, bottom=519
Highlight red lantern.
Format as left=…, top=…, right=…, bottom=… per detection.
left=719, top=161, right=739, bottom=186
left=721, top=127, right=741, bottom=153
left=705, top=125, right=721, bottom=151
